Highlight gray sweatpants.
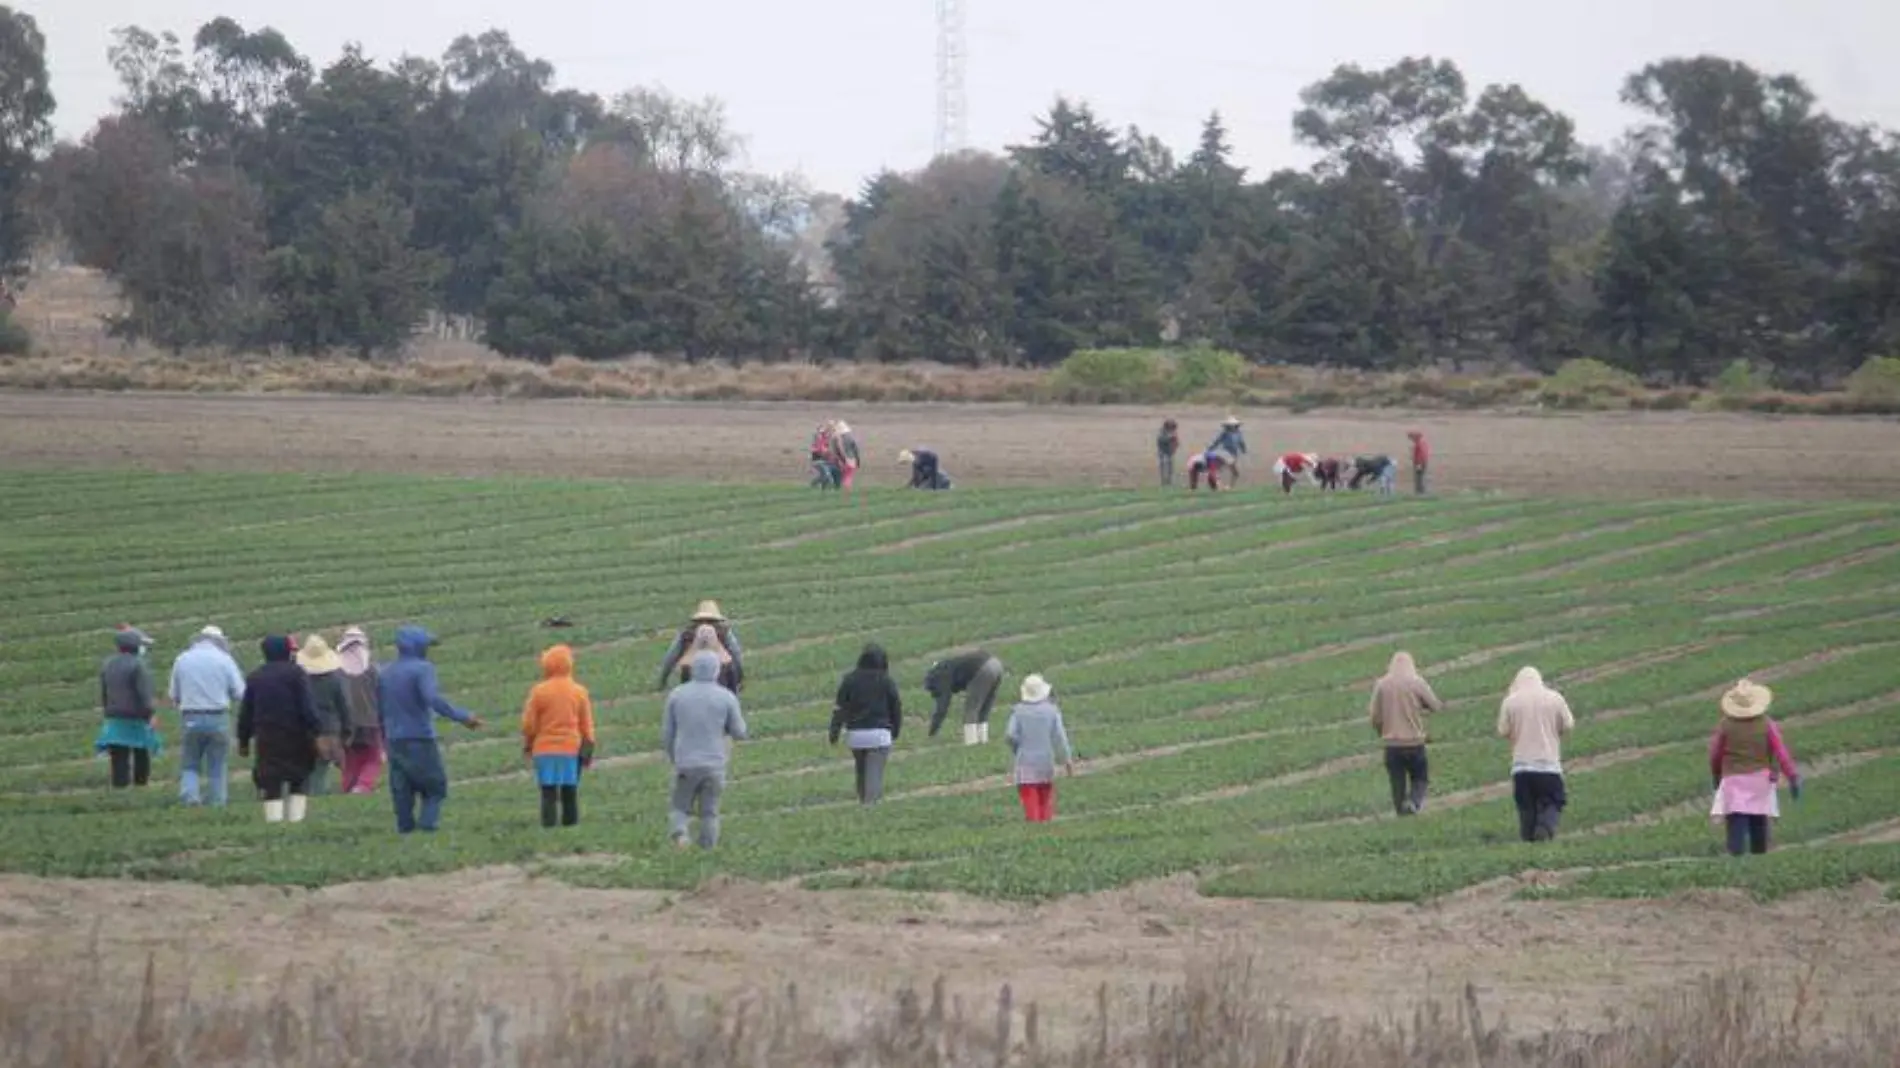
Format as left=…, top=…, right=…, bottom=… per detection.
left=965, top=657, right=1004, bottom=725
left=852, top=746, right=890, bottom=804
left=669, top=765, right=725, bottom=848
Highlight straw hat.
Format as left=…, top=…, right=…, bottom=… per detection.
left=1720, top=679, right=1772, bottom=720
left=834, top=420, right=852, bottom=434
left=1221, top=415, right=1241, bottom=426
left=897, top=449, right=915, bottom=465
left=296, top=633, right=343, bottom=674
left=1020, top=674, right=1052, bottom=703
left=195, top=624, right=231, bottom=651
left=691, top=600, right=727, bottom=623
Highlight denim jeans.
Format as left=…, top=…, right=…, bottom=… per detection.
left=178, top=715, right=231, bottom=806
left=386, top=739, right=449, bottom=833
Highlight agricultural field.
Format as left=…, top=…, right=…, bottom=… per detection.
left=3, top=395, right=1900, bottom=1031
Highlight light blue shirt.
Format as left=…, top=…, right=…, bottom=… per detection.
left=168, top=641, right=246, bottom=713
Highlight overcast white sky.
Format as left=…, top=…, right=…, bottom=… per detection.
left=25, top=0, right=1900, bottom=196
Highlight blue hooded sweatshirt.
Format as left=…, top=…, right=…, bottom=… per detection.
left=377, top=625, right=474, bottom=742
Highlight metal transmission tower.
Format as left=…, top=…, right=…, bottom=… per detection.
left=934, top=0, right=967, bottom=157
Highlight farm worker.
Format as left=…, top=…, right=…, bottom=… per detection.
left=237, top=635, right=322, bottom=824
left=1709, top=679, right=1802, bottom=856
left=925, top=650, right=1005, bottom=745
left=1349, top=454, right=1398, bottom=495
left=1408, top=430, right=1430, bottom=495
left=1186, top=449, right=1227, bottom=491
left=832, top=420, right=862, bottom=489
left=520, top=644, right=596, bottom=828
left=657, top=601, right=743, bottom=693
left=1313, top=456, right=1344, bottom=490
left=1497, top=666, right=1574, bottom=842
left=295, top=634, right=350, bottom=796
left=661, top=651, right=749, bottom=848
left=1005, top=674, right=1074, bottom=823
left=335, top=626, right=384, bottom=794
left=168, top=624, right=245, bottom=807
left=829, top=643, right=903, bottom=805
left=377, top=625, right=484, bottom=834
left=671, top=623, right=739, bottom=691
left=96, top=625, right=160, bottom=789
left=1208, top=415, right=1247, bottom=462
left=898, top=448, right=952, bottom=490
left=808, top=421, right=840, bottom=490
left=1368, top=651, right=1443, bottom=816
left=1156, top=418, right=1180, bottom=486
left=1272, top=452, right=1320, bottom=493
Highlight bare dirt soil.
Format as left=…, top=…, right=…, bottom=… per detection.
left=3, top=391, right=1900, bottom=498
left=0, top=869, right=1892, bottom=1037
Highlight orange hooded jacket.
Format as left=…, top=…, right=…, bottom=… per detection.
left=521, top=645, right=596, bottom=757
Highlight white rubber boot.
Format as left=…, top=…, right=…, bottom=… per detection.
left=977, top=722, right=990, bottom=744
left=962, top=723, right=980, bottom=746
left=263, top=799, right=285, bottom=823
left=286, top=795, right=308, bottom=823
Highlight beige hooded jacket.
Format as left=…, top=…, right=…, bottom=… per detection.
left=1497, top=666, right=1574, bottom=772
left=1368, top=652, right=1442, bottom=746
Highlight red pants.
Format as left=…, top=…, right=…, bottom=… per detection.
left=839, top=459, right=858, bottom=489
left=340, top=739, right=384, bottom=794
left=1017, top=782, right=1055, bottom=822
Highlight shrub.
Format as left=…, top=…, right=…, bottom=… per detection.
left=1713, top=359, right=1771, bottom=396
left=0, top=313, right=29, bottom=356
left=1546, top=358, right=1641, bottom=397
left=1168, top=345, right=1248, bottom=400
left=1048, top=347, right=1169, bottom=403
left=1846, top=355, right=1900, bottom=406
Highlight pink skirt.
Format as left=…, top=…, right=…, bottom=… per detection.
left=1710, top=770, right=1780, bottom=818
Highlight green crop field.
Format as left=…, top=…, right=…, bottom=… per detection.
left=4, top=469, right=1899, bottom=903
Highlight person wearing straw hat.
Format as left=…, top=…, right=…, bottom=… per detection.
left=1709, top=679, right=1802, bottom=856
left=96, top=625, right=160, bottom=789
left=657, top=601, right=744, bottom=693
left=832, top=419, right=862, bottom=489
left=238, top=635, right=323, bottom=824
left=1004, top=674, right=1074, bottom=823
left=295, top=633, right=350, bottom=796
left=169, top=624, right=246, bottom=807
left=1208, top=415, right=1248, bottom=465
left=898, top=448, right=952, bottom=490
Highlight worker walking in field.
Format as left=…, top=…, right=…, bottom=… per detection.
left=658, top=602, right=743, bottom=693
left=96, top=626, right=160, bottom=790
left=1005, top=674, right=1074, bottom=822
left=1208, top=416, right=1247, bottom=464
left=926, top=650, right=1006, bottom=745
left=238, top=635, right=323, bottom=824
left=296, top=634, right=350, bottom=796
left=671, top=623, right=740, bottom=692
left=832, top=420, right=862, bottom=489
left=1709, top=679, right=1802, bottom=856
left=1273, top=452, right=1320, bottom=493
left=1408, top=430, right=1430, bottom=495
left=1156, top=419, right=1180, bottom=486
left=168, top=624, right=245, bottom=807
left=521, top=644, right=596, bottom=828
left=377, top=625, right=484, bottom=834
left=830, top=643, right=903, bottom=805
left=808, top=421, right=841, bottom=489
left=1349, top=454, right=1398, bottom=495
left=1369, top=651, right=1443, bottom=816
left=1498, top=666, right=1574, bottom=842
left=335, top=627, right=384, bottom=794
left=662, top=651, right=749, bottom=848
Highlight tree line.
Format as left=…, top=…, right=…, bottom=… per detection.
left=3, top=6, right=1898, bottom=383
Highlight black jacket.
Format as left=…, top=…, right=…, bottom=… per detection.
left=830, top=645, right=903, bottom=743
left=925, top=650, right=995, bottom=730
left=907, top=450, right=940, bottom=488
left=238, top=658, right=322, bottom=784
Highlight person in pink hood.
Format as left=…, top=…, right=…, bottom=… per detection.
left=335, top=627, right=384, bottom=794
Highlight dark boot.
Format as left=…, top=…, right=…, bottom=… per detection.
left=560, top=785, right=580, bottom=827
left=539, top=786, right=559, bottom=828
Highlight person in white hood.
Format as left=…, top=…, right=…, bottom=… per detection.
left=1497, top=666, right=1574, bottom=841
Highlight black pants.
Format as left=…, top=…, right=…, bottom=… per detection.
left=540, top=785, right=580, bottom=827
left=1725, top=814, right=1770, bottom=855
left=1512, top=771, right=1567, bottom=842
left=1384, top=746, right=1428, bottom=815
left=107, top=745, right=151, bottom=788
left=258, top=776, right=308, bottom=801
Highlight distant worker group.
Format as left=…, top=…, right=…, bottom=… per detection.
left=1158, top=416, right=1429, bottom=497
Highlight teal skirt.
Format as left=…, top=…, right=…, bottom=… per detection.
left=533, top=754, right=580, bottom=787
left=95, top=718, right=163, bottom=756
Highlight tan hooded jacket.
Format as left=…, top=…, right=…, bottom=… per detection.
left=1497, top=666, right=1573, bottom=771
left=1368, top=652, right=1442, bottom=746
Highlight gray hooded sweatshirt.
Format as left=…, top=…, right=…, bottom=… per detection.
left=661, top=652, right=748, bottom=771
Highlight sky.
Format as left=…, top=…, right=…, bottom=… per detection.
left=25, top=0, right=1900, bottom=196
